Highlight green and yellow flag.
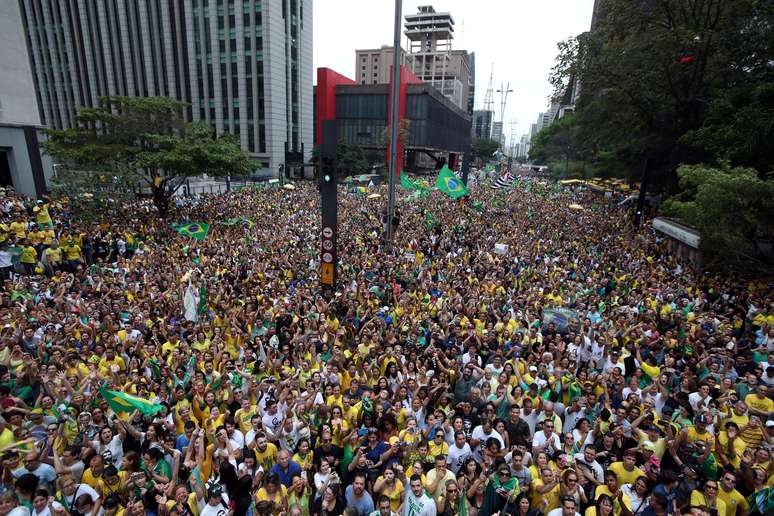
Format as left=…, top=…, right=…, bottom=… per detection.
left=424, top=211, right=437, bottom=231
left=435, top=166, right=469, bottom=199
left=178, top=223, right=210, bottom=241
left=99, top=387, right=163, bottom=416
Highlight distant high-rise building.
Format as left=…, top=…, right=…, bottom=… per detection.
left=404, top=5, right=470, bottom=112
left=17, top=0, right=313, bottom=171
left=471, top=110, right=493, bottom=140
left=0, top=0, right=52, bottom=197
left=491, top=121, right=503, bottom=145
left=355, top=46, right=415, bottom=85
left=467, top=52, right=475, bottom=115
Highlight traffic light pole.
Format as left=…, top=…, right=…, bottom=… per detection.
left=385, top=0, right=402, bottom=243
left=319, top=121, right=338, bottom=288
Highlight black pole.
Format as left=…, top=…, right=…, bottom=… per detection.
left=319, top=121, right=338, bottom=289
left=461, top=143, right=472, bottom=186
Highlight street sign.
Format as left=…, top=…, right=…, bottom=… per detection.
left=322, top=252, right=333, bottom=263
left=322, top=240, right=333, bottom=250
left=321, top=263, right=334, bottom=285
left=322, top=227, right=333, bottom=238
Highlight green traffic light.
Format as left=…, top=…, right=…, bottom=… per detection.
left=324, top=174, right=331, bottom=182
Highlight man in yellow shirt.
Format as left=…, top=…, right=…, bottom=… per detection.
left=746, top=385, right=774, bottom=417
left=609, top=450, right=645, bottom=485
left=717, top=472, right=749, bottom=516
left=62, top=239, right=82, bottom=268
left=43, top=242, right=63, bottom=275
left=9, top=218, right=26, bottom=240
left=19, top=240, right=37, bottom=275
left=34, top=200, right=53, bottom=227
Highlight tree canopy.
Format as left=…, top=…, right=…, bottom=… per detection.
left=538, top=0, right=774, bottom=185
left=662, top=164, right=774, bottom=269
left=42, top=96, right=253, bottom=217
left=472, top=139, right=500, bottom=162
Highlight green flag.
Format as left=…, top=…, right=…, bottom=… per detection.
left=178, top=223, right=210, bottom=241
left=472, top=200, right=483, bottom=212
left=99, top=386, right=163, bottom=416
left=400, top=171, right=415, bottom=190
left=424, top=211, right=437, bottom=231
left=435, top=166, right=469, bottom=199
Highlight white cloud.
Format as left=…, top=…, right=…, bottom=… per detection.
left=312, top=0, right=595, bottom=140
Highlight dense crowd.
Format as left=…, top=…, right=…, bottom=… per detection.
left=0, top=174, right=772, bottom=516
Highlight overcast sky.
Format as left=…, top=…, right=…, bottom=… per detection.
left=312, top=0, right=595, bottom=142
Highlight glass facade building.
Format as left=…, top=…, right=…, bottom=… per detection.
left=17, top=0, right=312, bottom=171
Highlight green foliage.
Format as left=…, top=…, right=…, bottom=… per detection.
left=311, top=142, right=371, bottom=176
left=472, top=139, right=500, bottom=161
left=545, top=0, right=774, bottom=187
left=336, top=140, right=369, bottom=175
left=662, top=164, right=774, bottom=268
left=42, top=96, right=252, bottom=217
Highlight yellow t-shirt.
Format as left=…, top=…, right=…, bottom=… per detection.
left=531, top=479, right=560, bottom=511
left=595, top=485, right=633, bottom=516
left=81, top=468, right=102, bottom=489
left=63, top=244, right=82, bottom=261
left=377, top=477, right=404, bottom=512
left=609, top=462, right=645, bottom=486
left=717, top=487, right=749, bottom=516
left=745, top=394, right=774, bottom=414
left=43, top=247, right=62, bottom=264
left=10, top=221, right=26, bottom=239
left=255, top=484, right=286, bottom=505
left=690, top=490, right=727, bottom=516
left=254, top=442, right=278, bottom=471
left=20, top=246, right=37, bottom=264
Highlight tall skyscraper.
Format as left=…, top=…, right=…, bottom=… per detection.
left=17, top=0, right=312, bottom=172
left=0, top=0, right=52, bottom=197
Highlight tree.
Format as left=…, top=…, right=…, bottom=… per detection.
left=662, top=163, right=774, bottom=269
left=546, top=0, right=774, bottom=188
left=42, top=96, right=253, bottom=217
left=311, top=141, right=370, bottom=176
left=472, top=139, right=500, bottom=161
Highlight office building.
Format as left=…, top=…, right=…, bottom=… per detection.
left=466, top=52, right=475, bottom=115
left=17, top=0, right=313, bottom=172
left=0, top=1, right=52, bottom=197
left=316, top=66, right=471, bottom=174
left=491, top=121, right=503, bottom=145
left=355, top=46, right=415, bottom=85
left=471, top=110, right=493, bottom=140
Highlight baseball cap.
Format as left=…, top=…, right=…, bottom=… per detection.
left=766, top=420, right=774, bottom=428
left=207, top=484, right=223, bottom=499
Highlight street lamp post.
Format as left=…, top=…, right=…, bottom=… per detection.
left=385, top=0, right=402, bottom=243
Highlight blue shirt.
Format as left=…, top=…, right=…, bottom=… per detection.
left=269, top=460, right=302, bottom=487
left=175, top=434, right=190, bottom=452
left=344, top=485, right=374, bottom=516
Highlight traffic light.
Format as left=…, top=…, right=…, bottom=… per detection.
left=321, top=156, right=335, bottom=184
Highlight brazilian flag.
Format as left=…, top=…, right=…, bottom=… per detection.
left=99, top=386, right=163, bottom=416
left=178, top=222, right=209, bottom=241
left=435, top=165, right=469, bottom=199
left=424, top=211, right=437, bottom=231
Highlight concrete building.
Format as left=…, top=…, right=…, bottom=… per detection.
left=316, top=66, right=471, bottom=174
left=471, top=110, right=493, bottom=140
left=355, top=46, right=415, bottom=85
left=353, top=6, right=473, bottom=114
left=0, top=0, right=52, bottom=197
left=404, top=5, right=470, bottom=113
left=491, top=121, right=503, bottom=146
left=17, top=0, right=313, bottom=173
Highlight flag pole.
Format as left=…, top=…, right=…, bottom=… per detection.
left=385, top=0, right=402, bottom=243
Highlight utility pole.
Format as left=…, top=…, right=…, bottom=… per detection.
left=385, top=0, right=402, bottom=243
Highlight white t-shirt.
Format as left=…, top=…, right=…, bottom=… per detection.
left=198, top=495, right=231, bottom=516
left=446, top=443, right=472, bottom=474
left=470, top=426, right=504, bottom=460
left=401, top=489, right=436, bottom=516
left=531, top=431, right=560, bottom=455
left=261, top=405, right=287, bottom=438
left=92, top=435, right=124, bottom=468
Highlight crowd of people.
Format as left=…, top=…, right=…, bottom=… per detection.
left=0, top=172, right=771, bottom=516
